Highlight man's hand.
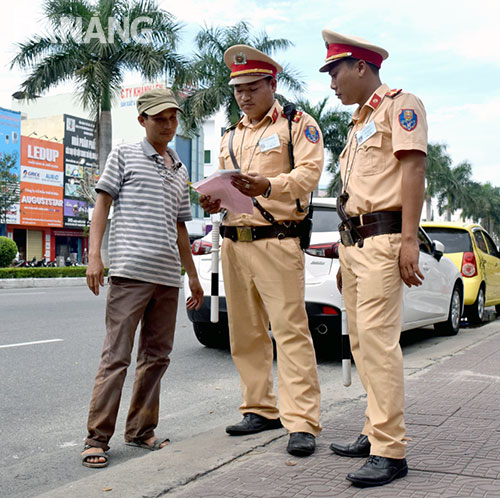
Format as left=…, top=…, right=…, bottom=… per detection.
left=199, top=194, right=222, bottom=214
left=186, top=275, right=204, bottom=310
left=400, top=238, right=424, bottom=287
left=336, top=267, right=342, bottom=293
left=231, top=172, right=270, bottom=197
left=86, top=255, right=105, bottom=296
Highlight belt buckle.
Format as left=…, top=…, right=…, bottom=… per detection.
left=236, top=227, right=253, bottom=242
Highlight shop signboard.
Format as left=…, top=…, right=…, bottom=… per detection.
left=63, top=114, right=97, bottom=228
left=0, top=107, right=21, bottom=224
left=19, top=136, right=64, bottom=227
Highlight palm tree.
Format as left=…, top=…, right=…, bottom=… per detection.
left=11, top=0, right=185, bottom=171
left=436, top=160, right=472, bottom=221
left=180, top=21, right=304, bottom=132
left=424, top=143, right=452, bottom=221
left=296, top=97, right=350, bottom=196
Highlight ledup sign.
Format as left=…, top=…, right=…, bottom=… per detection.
left=20, top=136, right=64, bottom=227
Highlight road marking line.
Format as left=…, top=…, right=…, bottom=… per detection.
left=0, top=339, right=63, bottom=349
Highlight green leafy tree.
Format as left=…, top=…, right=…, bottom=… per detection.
left=436, top=161, right=472, bottom=221
left=296, top=97, right=350, bottom=196
left=0, top=236, right=18, bottom=267
left=180, top=21, right=304, bottom=132
left=0, top=153, right=20, bottom=235
left=11, top=0, right=186, bottom=172
left=424, top=143, right=452, bottom=221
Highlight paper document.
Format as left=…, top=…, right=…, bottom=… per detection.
left=192, top=170, right=254, bottom=214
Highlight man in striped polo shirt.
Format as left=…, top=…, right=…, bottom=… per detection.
left=81, top=88, right=203, bottom=468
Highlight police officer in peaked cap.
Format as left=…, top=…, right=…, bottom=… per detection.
left=201, top=44, right=324, bottom=457
left=319, top=30, right=428, bottom=487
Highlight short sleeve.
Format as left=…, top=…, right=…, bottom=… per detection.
left=95, top=146, right=125, bottom=199
left=391, top=93, right=428, bottom=156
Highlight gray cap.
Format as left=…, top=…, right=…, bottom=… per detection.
left=136, top=88, right=182, bottom=115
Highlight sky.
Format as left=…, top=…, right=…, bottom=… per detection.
left=1, top=0, right=499, bottom=185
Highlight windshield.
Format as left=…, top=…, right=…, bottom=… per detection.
left=313, top=206, right=341, bottom=232
left=423, top=227, right=473, bottom=253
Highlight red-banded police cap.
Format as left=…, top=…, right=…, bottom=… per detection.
left=319, top=30, right=388, bottom=72
left=224, top=44, right=283, bottom=85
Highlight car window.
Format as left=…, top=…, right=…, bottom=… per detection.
left=418, top=228, right=432, bottom=254
left=312, top=206, right=341, bottom=232
left=482, top=231, right=500, bottom=258
left=473, top=230, right=488, bottom=253
left=422, top=227, right=472, bottom=253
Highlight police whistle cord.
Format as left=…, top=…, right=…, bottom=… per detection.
left=340, top=294, right=352, bottom=387
left=210, top=215, right=221, bottom=323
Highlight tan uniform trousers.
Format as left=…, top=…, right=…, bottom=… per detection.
left=339, top=233, right=406, bottom=459
left=222, top=236, right=321, bottom=436
left=86, top=276, right=179, bottom=451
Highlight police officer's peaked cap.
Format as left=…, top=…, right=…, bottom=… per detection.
left=224, top=45, right=283, bottom=85
left=319, top=30, right=389, bottom=73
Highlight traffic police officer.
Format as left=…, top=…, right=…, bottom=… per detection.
left=201, top=45, right=323, bottom=456
left=319, top=31, right=427, bottom=486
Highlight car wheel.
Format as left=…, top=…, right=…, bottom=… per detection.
left=466, top=285, right=485, bottom=325
left=495, top=304, right=500, bottom=316
left=193, top=322, right=230, bottom=349
left=434, top=283, right=462, bottom=336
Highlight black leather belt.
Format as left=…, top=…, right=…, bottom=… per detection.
left=221, top=222, right=299, bottom=242
left=349, top=211, right=402, bottom=238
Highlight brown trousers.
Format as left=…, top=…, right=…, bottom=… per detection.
left=340, top=234, right=406, bottom=459
left=222, top=237, right=321, bottom=436
left=85, top=276, right=179, bottom=450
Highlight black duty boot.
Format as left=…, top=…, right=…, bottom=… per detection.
left=330, top=434, right=370, bottom=457
left=287, top=432, right=316, bottom=457
left=225, top=413, right=283, bottom=436
left=347, top=455, right=408, bottom=487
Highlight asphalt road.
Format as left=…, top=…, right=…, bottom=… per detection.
left=0, top=284, right=496, bottom=498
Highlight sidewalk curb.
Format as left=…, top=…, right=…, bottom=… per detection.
left=36, top=426, right=294, bottom=498
left=0, top=277, right=87, bottom=289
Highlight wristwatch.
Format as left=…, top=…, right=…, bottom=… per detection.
left=262, top=182, right=272, bottom=198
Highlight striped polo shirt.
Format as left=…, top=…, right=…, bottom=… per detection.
left=96, top=138, right=192, bottom=287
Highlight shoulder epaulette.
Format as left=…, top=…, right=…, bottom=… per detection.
left=281, top=110, right=303, bottom=122
left=386, top=88, right=402, bottom=98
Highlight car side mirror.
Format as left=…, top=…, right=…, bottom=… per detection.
left=432, top=240, right=445, bottom=261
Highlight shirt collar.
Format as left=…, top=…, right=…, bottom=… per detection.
left=352, top=83, right=390, bottom=123
left=141, top=138, right=183, bottom=169
left=240, top=100, right=282, bottom=128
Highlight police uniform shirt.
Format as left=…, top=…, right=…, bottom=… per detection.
left=340, top=83, right=427, bottom=217
left=219, top=100, right=324, bottom=226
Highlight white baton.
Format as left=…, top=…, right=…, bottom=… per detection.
left=210, top=214, right=221, bottom=323
left=340, top=293, right=351, bottom=387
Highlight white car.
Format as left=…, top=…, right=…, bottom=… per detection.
left=185, top=198, right=464, bottom=355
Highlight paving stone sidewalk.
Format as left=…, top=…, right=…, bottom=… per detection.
left=170, top=332, right=500, bottom=498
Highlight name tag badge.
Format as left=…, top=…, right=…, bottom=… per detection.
left=259, top=133, right=280, bottom=152
left=356, top=121, right=377, bottom=146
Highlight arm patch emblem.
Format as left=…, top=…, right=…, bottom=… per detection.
left=304, top=125, right=320, bottom=143
left=399, top=109, right=418, bottom=131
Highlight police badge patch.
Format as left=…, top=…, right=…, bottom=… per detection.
left=304, top=125, right=320, bottom=143
left=399, top=109, right=418, bottom=131
left=234, top=52, right=247, bottom=65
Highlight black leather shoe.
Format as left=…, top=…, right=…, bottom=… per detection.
left=287, top=432, right=316, bottom=457
left=330, top=434, right=370, bottom=457
left=225, top=413, right=282, bottom=436
left=347, top=455, right=408, bottom=487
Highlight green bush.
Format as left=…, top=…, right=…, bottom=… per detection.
left=0, top=236, right=18, bottom=268
left=0, top=266, right=109, bottom=279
